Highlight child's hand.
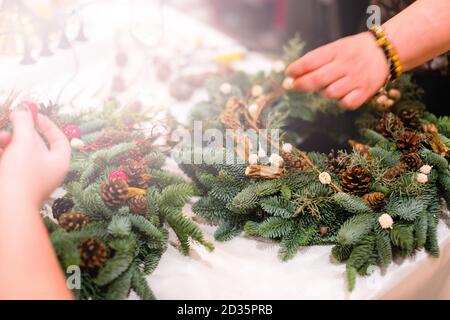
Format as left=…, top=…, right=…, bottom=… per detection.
left=286, top=32, right=390, bottom=110
left=0, top=107, right=71, bottom=208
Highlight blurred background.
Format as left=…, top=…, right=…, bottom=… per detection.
left=0, top=0, right=371, bottom=118
left=168, top=0, right=370, bottom=52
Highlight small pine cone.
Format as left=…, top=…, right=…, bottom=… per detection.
left=400, top=152, right=423, bottom=171
left=348, top=140, right=370, bottom=156
left=122, top=159, right=150, bottom=189
left=128, top=173, right=151, bottom=189
left=362, top=192, right=385, bottom=209
left=101, top=179, right=129, bottom=208
left=281, top=151, right=307, bottom=170
left=326, top=150, right=350, bottom=177
left=422, top=123, right=438, bottom=134
left=398, top=108, right=421, bottom=129
left=340, top=165, right=372, bottom=196
left=79, top=238, right=107, bottom=270
left=396, top=130, right=423, bottom=153
left=128, top=195, right=148, bottom=215
left=383, top=164, right=405, bottom=182
left=58, top=212, right=89, bottom=232
left=319, top=225, right=329, bottom=236
left=51, top=197, right=74, bottom=220
left=376, top=113, right=404, bottom=139
left=123, top=159, right=147, bottom=177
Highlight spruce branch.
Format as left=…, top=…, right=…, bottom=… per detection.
left=261, top=196, right=295, bottom=218
left=337, top=213, right=375, bottom=245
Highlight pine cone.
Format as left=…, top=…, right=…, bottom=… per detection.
left=319, top=225, right=329, bottom=236
left=362, top=192, right=385, bottom=209
left=396, top=130, right=422, bottom=153
left=348, top=140, right=370, bottom=156
left=128, top=195, right=148, bottom=215
left=327, top=150, right=350, bottom=177
left=52, top=197, right=74, bottom=220
left=122, top=159, right=151, bottom=189
left=58, top=212, right=89, bottom=231
left=383, top=164, right=405, bottom=182
left=101, top=179, right=129, bottom=208
left=398, top=108, right=421, bottom=129
left=400, top=152, right=423, bottom=171
left=128, top=173, right=151, bottom=189
left=340, top=165, right=372, bottom=195
left=123, top=159, right=146, bottom=176
left=376, top=113, right=404, bottom=139
left=79, top=238, right=107, bottom=270
left=281, top=151, right=307, bottom=170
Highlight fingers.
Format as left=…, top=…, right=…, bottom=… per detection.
left=286, top=43, right=336, bottom=78
left=339, top=89, right=367, bottom=110
left=0, top=131, right=12, bottom=148
left=9, top=106, right=35, bottom=142
left=292, top=62, right=346, bottom=92
left=35, top=114, right=71, bottom=163
left=321, top=77, right=354, bottom=100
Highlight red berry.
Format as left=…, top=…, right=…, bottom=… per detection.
left=108, top=170, right=128, bottom=182
left=64, top=124, right=81, bottom=140
left=22, top=101, right=39, bottom=123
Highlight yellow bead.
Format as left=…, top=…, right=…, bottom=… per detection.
left=376, top=39, right=385, bottom=47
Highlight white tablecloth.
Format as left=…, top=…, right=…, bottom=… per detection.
left=147, top=205, right=450, bottom=300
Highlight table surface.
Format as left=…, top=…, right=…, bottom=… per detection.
left=2, top=1, right=449, bottom=300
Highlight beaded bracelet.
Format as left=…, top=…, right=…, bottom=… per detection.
left=369, top=25, right=403, bottom=81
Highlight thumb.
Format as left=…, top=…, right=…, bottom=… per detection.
left=9, top=105, right=35, bottom=142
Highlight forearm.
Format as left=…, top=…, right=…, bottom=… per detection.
left=0, top=193, right=73, bottom=300
left=383, top=0, right=450, bottom=71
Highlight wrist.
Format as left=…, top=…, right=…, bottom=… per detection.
left=382, top=22, right=409, bottom=72
left=368, top=26, right=403, bottom=81
left=0, top=184, right=41, bottom=214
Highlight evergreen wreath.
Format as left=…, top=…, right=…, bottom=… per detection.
left=181, top=39, right=450, bottom=291
left=28, top=101, right=214, bottom=300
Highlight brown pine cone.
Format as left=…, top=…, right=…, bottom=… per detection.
left=396, top=130, right=423, bottom=153
left=326, top=150, right=350, bottom=177
left=319, top=225, right=329, bottom=236
left=398, top=108, right=421, bottom=129
left=58, top=212, right=89, bottom=232
left=362, top=192, right=385, bottom=209
left=422, top=123, right=439, bottom=134
left=383, top=164, right=405, bottom=182
left=128, top=195, right=148, bottom=215
left=122, top=159, right=151, bottom=189
left=123, top=159, right=146, bottom=176
left=79, top=238, right=108, bottom=270
left=52, top=197, right=74, bottom=220
left=376, top=113, right=404, bottom=139
left=340, top=165, right=372, bottom=196
left=101, top=179, right=129, bottom=208
left=281, top=151, right=307, bottom=170
left=128, top=173, right=151, bottom=189
left=400, top=153, right=423, bottom=171
left=348, top=140, right=370, bottom=156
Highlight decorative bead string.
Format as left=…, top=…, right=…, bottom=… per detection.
left=369, top=25, right=403, bottom=82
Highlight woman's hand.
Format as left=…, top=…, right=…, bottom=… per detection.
left=0, top=106, right=71, bottom=208
left=286, top=32, right=390, bottom=110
